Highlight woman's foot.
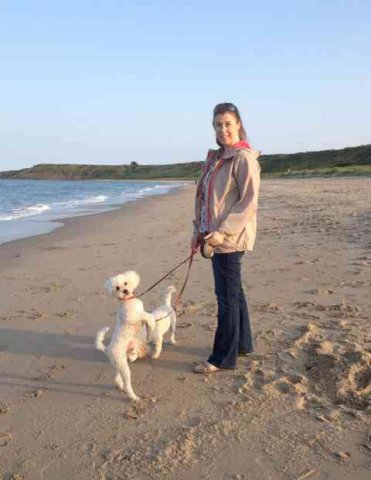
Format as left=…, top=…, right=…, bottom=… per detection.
left=193, top=361, right=220, bottom=374
left=238, top=351, right=253, bottom=357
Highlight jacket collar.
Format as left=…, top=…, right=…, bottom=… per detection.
left=220, top=140, right=251, bottom=159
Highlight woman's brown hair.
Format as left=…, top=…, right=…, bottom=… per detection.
left=213, top=102, right=247, bottom=147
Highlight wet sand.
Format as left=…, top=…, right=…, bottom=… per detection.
left=0, top=178, right=370, bottom=480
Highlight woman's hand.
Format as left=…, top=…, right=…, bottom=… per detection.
left=204, top=231, right=224, bottom=247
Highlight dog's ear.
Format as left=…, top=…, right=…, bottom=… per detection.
left=132, top=271, right=140, bottom=289
left=125, top=271, right=140, bottom=290
left=104, top=277, right=114, bottom=297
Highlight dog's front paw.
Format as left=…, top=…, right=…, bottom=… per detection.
left=169, top=337, right=176, bottom=345
left=151, top=352, right=160, bottom=359
left=128, top=352, right=138, bottom=362
left=130, top=394, right=140, bottom=402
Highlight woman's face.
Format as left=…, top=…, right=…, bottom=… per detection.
left=213, top=112, right=241, bottom=147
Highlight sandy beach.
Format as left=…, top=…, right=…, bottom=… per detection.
left=0, top=178, right=370, bottom=480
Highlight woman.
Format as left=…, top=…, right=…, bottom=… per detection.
left=192, top=102, right=261, bottom=373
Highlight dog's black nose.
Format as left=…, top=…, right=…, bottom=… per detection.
left=123, top=289, right=129, bottom=295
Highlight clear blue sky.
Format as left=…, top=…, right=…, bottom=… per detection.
left=1, top=0, right=370, bottom=170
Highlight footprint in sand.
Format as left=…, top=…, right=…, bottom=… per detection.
left=56, top=311, right=75, bottom=319
left=177, top=301, right=216, bottom=317
left=308, top=287, right=334, bottom=295
left=293, top=300, right=361, bottom=319
left=26, top=283, right=66, bottom=294
left=10, top=473, right=25, bottom=479
left=256, top=302, right=284, bottom=314
left=0, top=402, right=10, bottom=415
left=340, top=279, right=371, bottom=288
left=177, top=322, right=193, bottom=329
left=203, top=322, right=216, bottom=332
left=124, top=395, right=157, bottom=420
left=237, top=362, right=269, bottom=393
left=36, top=364, right=66, bottom=382
left=26, top=389, right=46, bottom=399
left=0, top=432, right=12, bottom=447
left=5, top=309, right=46, bottom=321
left=178, top=300, right=202, bottom=316
left=28, top=310, right=47, bottom=321
left=235, top=315, right=370, bottom=418
left=256, top=329, right=277, bottom=340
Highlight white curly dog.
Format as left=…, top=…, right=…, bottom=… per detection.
left=95, top=271, right=177, bottom=401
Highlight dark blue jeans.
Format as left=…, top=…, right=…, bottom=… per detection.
left=208, top=251, right=253, bottom=369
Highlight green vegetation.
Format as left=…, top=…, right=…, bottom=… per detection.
left=0, top=162, right=203, bottom=180
left=268, top=164, right=371, bottom=177
left=259, top=144, right=371, bottom=176
left=1, top=144, right=370, bottom=180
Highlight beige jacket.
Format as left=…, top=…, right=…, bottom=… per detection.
left=194, top=145, right=261, bottom=253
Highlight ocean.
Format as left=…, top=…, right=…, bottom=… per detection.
left=0, top=179, right=184, bottom=245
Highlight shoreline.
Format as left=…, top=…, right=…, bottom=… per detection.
left=0, top=181, right=191, bottom=253
left=0, top=177, right=196, bottom=182
left=0, top=178, right=370, bottom=480
left=0, top=183, right=192, bottom=271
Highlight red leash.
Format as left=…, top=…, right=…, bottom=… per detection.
left=137, top=252, right=195, bottom=303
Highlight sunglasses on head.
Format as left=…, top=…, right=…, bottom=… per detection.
left=213, top=103, right=238, bottom=115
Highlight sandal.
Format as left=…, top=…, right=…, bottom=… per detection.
left=193, top=361, right=220, bottom=374
left=238, top=351, right=254, bottom=357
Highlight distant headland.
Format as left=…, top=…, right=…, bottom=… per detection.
left=1, top=144, right=370, bottom=180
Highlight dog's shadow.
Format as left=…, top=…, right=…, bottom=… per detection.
left=0, top=372, right=122, bottom=401
left=0, top=328, right=103, bottom=363
left=0, top=329, right=215, bottom=400
left=0, top=328, right=208, bottom=366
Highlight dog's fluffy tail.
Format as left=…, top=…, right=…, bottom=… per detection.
left=95, top=326, right=110, bottom=353
left=164, top=285, right=176, bottom=306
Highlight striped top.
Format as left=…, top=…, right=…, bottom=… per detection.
left=200, top=154, right=219, bottom=233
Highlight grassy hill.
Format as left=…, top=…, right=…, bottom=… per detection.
left=0, top=162, right=202, bottom=180
left=259, top=144, right=371, bottom=176
left=1, top=144, right=370, bottom=180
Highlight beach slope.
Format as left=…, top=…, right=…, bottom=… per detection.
left=0, top=179, right=370, bottom=479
